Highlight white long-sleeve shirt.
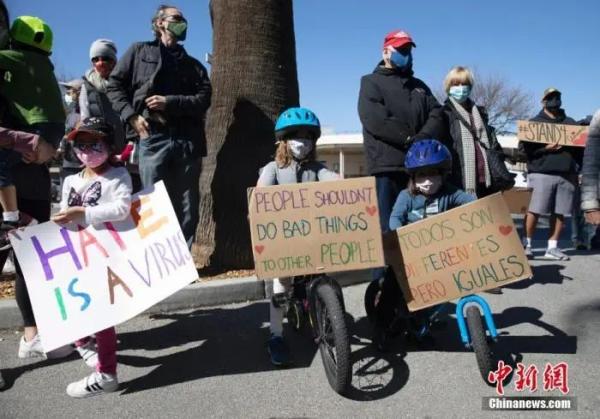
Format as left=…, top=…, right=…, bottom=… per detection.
left=60, top=165, right=133, bottom=225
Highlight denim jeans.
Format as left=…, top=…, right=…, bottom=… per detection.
left=371, top=172, right=410, bottom=281
left=138, top=133, right=201, bottom=248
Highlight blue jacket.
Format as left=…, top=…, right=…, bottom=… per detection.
left=389, top=183, right=475, bottom=230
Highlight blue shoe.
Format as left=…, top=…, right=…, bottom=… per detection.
left=268, top=335, right=290, bottom=366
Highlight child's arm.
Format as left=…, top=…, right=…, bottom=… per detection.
left=84, top=173, right=133, bottom=225
left=451, top=188, right=477, bottom=207
left=316, top=164, right=340, bottom=181
left=256, top=162, right=277, bottom=186
left=389, top=190, right=409, bottom=231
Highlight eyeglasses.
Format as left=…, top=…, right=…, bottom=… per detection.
left=91, top=56, right=114, bottom=64
left=73, top=142, right=105, bottom=152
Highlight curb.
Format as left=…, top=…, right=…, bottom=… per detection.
left=0, top=270, right=372, bottom=330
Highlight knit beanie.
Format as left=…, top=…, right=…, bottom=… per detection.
left=89, top=38, right=117, bottom=61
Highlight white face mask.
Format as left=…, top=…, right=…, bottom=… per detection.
left=64, top=94, right=73, bottom=105
left=415, top=175, right=442, bottom=195
left=288, top=138, right=313, bottom=160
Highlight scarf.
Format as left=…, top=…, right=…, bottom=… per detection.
left=449, top=97, right=492, bottom=194
left=84, top=68, right=109, bottom=93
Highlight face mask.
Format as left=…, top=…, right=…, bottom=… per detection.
left=64, top=94, right=73, bottom=105
left=390, top=50, right=412, bottom=69
left=167, top=21, right=187, bottom=41
left=544, top=98, right=562, bottom=111
left=288, top=138, right=313, bottom=160
left=74, top=143, right=109, bottom=168
left=449, top=85, right=471, bottom=103
left=415, top=175, right=442, bottom=195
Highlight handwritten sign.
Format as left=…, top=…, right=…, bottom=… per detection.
left=9, top=182, right=199, bottom=352
left=517, top=120, right=588, bottom=147
left=385, top=193, right=531, bottom=311
left=502, top=188, right=533, bottom=214
left=248, top=177, right=385, bottom=279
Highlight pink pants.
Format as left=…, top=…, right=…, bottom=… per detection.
left=75, top=327, right=117, bottom=375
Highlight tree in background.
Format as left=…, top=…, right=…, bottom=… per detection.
left=193, top=0, right=299, bottom=270
left=436, top=72, right=534, bottom=134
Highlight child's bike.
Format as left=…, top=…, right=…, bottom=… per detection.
left=364, top=275, right=498, bottom=382
left=277, top=274, right=352, bottom=395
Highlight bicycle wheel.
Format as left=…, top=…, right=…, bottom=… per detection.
left=466, top=306, right=494, bottom=382
left=315, top=282, right=352, bottom=395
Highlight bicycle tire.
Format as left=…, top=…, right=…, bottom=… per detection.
left=466, top=305, right=494, bottom=382
left=315, top=282, right=352, bottom=395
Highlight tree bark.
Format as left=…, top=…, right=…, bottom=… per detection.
left=193, top=0, right=299, bottom=270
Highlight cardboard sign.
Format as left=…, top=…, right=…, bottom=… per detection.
left=248, top=177, right=385, bottom=279
left=9, top=182, right=199, bottom=352
left=517, top=120, right=588, bottom=147
left=385, top=193, right=532, bottom=311
left=502, top=188, right=533, bottom=214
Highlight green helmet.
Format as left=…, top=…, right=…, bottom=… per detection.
left=10, top=16, right=53, bottom=54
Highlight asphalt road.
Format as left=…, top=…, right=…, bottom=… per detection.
left=1, top=241, right=599, bottom=418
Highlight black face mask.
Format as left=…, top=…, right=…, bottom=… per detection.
left=544, top=98, right=562, bottom=111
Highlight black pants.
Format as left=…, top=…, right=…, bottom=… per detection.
left=12, top=198, right=51, bottom=327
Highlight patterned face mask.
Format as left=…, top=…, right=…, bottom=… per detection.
left=74, top=142, right=109, bottom=168
left=288, top=138, right=314, bottom=160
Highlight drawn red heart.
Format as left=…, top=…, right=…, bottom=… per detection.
left=572, top=132, right=588, bottom=146
left=499, top=225, right=513, bottom=236
left=366, top=205, right=377, bottom=216
left=254, top=245, right=265, bottom=255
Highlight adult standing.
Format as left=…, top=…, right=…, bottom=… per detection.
left=107, top=4, right=211, bottom=246
left=581, top=110, right=600, bottom=247
left=58, top=79, right=83, bottom=181
left=357, top=29, right=442, bottom=281
left=440, top=66, right=507, bottom=197
left=519, top=88, right=583, bottom=260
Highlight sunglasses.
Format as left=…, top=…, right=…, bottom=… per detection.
left=73, top=142, right=105, bottom=152
left=91, top=56, right=114, bottom=64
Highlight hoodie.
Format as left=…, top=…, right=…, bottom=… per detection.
left=358, top=63, right=443, bottom=175
left=519, top=109, right=583, bottom=174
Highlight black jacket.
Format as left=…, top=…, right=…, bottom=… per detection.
left=107, top=40, right=212, bottom=156
left=440, top=99, right=504, bottom=190
left=358, top=63, right=443, bottom=175
left=518, top=109, right=583, bottom=174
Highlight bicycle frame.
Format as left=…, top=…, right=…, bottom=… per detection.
left=454, top=295, right=498, bottom=348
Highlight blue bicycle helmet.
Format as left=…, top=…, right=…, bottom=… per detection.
left=274, top=107, right=321, bottom=140
left=405, top=139, right=452, bottom=173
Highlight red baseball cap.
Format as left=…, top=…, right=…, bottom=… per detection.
left=383, top=30, right=416, bottom=49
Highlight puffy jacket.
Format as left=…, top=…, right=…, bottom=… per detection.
left=358, top=63, right=443, bottom=175
left=518, top=109, right=583, bottom=174
left=107, top=40, right=211, bottom=155
left=581, top=110, right=600, bottom=211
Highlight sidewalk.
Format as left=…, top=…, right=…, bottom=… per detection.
left=0, top=270, right=372, bottom=330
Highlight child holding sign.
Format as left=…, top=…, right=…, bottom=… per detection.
left=52, top=117, right=132, bottom=398
left=257, top=107, right=338, bottom=366
left=370, top=140, right=474, bottom=349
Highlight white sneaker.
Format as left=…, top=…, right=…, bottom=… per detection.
left=18, top=335, right=46, bottom=359
left=66, top=372, right=118, bottom=398
left=544, top=247, right=570, bottom=261
left=76, top=340, right=99, bottom=368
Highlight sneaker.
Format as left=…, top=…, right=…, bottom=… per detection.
left=544, top=247, right=570, bottom=261
left=76, top=340, right=99, bottom=368
left=524, top=246, right=533, bottom=259
left=573, top=241, right=588, bottom=251
left=66, top=371, right=118, bottom=398
left=267, top=335, right=290, bottom=366
left=18, top=335, right=46, bottom=359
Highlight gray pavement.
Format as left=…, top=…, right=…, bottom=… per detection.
left=1, top=249, right=599, bottom=418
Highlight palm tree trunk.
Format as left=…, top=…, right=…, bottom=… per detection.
left=193, top=0, right=299, bottom=270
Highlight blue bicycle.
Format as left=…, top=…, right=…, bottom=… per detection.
left=365, top=272, right=498, bottom=382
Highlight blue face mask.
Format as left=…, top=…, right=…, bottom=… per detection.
left=390, top=50, right=412, bottom=69
left=448, top=85, right=471, bottom=103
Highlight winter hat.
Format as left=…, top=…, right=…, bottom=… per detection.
left=89, top=38, right=117, bottom=61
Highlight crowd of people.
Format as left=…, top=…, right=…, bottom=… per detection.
left=0, top=3, right=599, bottom=401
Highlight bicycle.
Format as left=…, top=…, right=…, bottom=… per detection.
left=364, top=272, right=498, bottom=382
left=275, top=274, right=352, bottom=395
